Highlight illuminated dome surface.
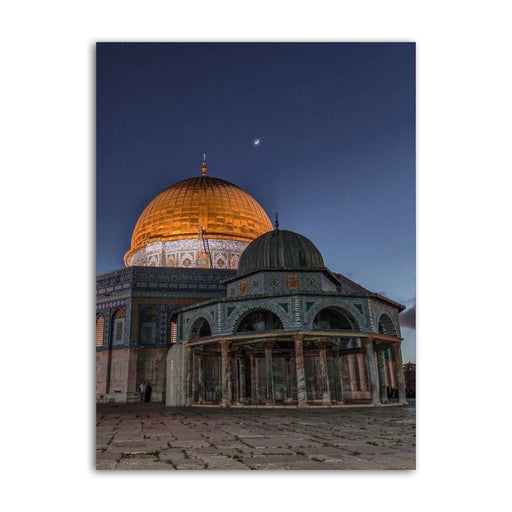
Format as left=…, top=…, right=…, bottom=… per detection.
left=124, top=159, right=273, bottom=268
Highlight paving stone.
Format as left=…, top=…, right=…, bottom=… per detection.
left=175, top=459, right=208, bottom=470
left=158, top=448, right=191, bottom=460
left=243, top=454, right=309, bottom=465
left=96, top=401, right=416, bottom=470
left=96, top=460, right=119, bottom=470
left=199, top=456, right=250, bottom=470
left=96, top=450, right=123, bottom=461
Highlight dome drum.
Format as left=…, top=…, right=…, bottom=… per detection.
left=125, top=238, right=248, bottom=269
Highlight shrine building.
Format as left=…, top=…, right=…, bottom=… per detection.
left=96, top=157, right=408, bottom=407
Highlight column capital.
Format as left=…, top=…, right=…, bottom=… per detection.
left=317, top=338, right=330, bottom=349
left=219, top=339, right=232, bottom=350
left=294, top=333, right=304, bottom=343
left=262, top=340, right=275, bottom=350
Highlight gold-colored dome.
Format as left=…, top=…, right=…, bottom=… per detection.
left=125, top=167, right=273, bottom=264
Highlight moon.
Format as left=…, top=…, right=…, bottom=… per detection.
left=253, top=138, right=261, bottom=146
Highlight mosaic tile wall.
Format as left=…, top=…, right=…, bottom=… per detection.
left=126, top=239, right=248, bottom=269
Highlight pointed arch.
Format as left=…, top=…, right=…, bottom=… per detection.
left=378, top=313, right=397, bottom=336
left=188, top=317, right=213, bottom=339
left=96, top=316, right=105, bottom=347
left=308, top=302, right=362, bottom=331
left=140, top=307, right=157, bottom=345
left=230, top=303, right=288, bottom=333
left=236, top=309, right=284, bottom=333
left=112, top=309, right=126, bottom=345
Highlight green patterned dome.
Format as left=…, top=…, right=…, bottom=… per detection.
left=238, top=229, right=325, bottom=275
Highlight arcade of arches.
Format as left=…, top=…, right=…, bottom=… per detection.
left=182, top=308, right=407, bottom=407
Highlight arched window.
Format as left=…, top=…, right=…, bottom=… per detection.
left=96, top=316, right=105, bottom=347
left=313, top=307, right=353, bottom=330
left=169, top=314, right=178, bottom=344
left=140, top=307, right=157, bottom=345
left=236, top=309, right=284, bottom=333
left=112, top=309, right=126, bottom=345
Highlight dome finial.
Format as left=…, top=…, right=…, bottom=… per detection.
left=274, top=212, right=279, bottom=230
left=201, top=153, right=207, bottom=176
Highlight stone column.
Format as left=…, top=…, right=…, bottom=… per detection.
left=263, top=341, right=275, bottom=405
left=283, top=356, right=290, bottom=402
left=197, top=353, right=204, bottom=403
left=392, top=343, right=408, bottom=404
left=294, top=333, right=308, bottom=407
left=185, top=346, right=193, bottom=406
left=289, top=356, right=296, bottom=402
left=348, top=354, right=358, bottom=392
left=318, top=340, right=331, bottom=405
left=191, top=349, right=197, bottom=404
left=364, top=337, right=380, bottom=404
left=220, top=340, right=232, bottom=407
left=388, top=356, right=396, bottom=389
left=332, top=346, right=344, bottom=403
left=377, top=350, right=388, bottom=404
left=238, top=355, right=246, bottom=403
left=250, top=353, right=258, bottom=404
left=230, top=350, right=240, bottom=403
left=357, top=352, right=368, bottom=391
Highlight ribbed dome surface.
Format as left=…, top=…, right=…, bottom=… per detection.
left=238, top=229, right=325, bottom=275
left=125, top=175, right=273, bottom=259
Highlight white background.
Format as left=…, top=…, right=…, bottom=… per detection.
left=1, top=1, right=511, bottom=511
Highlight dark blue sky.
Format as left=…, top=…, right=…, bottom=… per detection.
left=97, top=42, right=416, bottom=361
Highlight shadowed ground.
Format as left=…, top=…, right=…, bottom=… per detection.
left=96, top=401, right=415, bottom=470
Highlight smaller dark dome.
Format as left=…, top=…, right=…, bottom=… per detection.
left=238, top=229, right=325, bottom=275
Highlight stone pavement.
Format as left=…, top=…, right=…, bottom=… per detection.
left=96, top=401, right=415, bottom=470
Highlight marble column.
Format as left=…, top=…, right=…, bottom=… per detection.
left=364, top=337, right=380, bottom=404
left=250, top=353, right=258, bottom=404
left=377, top=350, right=388, bottom=404
left=318, top=341, right=331, bottom=405
left=283, top=356, right=290, bottom=402
left=348, top=354, right=358, bottom=392
left=197, top=353, right=204, bottom=403
left=388, top=355, right=396, bottom=389
left=357, top=352, right=368, bottom=391
left=392, top=343, right=408, bottom=404
left=238, top=355, right=246, bottom=403
left=230, top=351, right=240, bottom=403
left=263, top=341, right=275, bottom=405
left=294, top=333, right=308, bottom=407
left=333, top=346, right=344, bottom=403
left=191, top=349, right=197, bottom=404
left=289, top=356, right=297, bottom=402
left=220, top=340, right=232, bottom=407
left=185, top=346, right=193, bottom=406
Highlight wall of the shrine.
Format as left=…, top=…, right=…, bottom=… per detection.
left=96, top=351, right=109, bottom=395
left=96, top=348, right=138, bottom=403
left=136, top=348, right=168, bottom=402
left=108, top=348, right=138, bottom=401
left=166, top=343, right=189, bottom=406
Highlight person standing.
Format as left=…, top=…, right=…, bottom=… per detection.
left=138, top=381, right=146, bottom=403
left=145, top=382, right=152, bottom=403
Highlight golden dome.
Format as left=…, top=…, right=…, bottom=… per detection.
left=124, top=165, right=273, bottom=265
